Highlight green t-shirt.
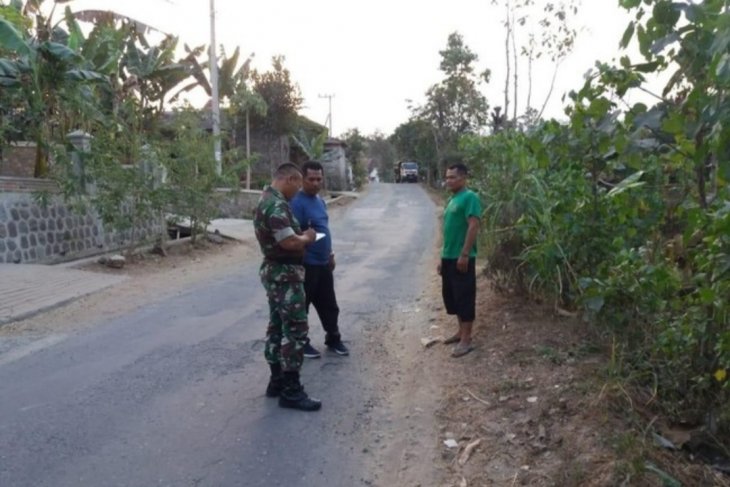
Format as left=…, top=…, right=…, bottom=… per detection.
left=442, top=188, right=482, bottom=259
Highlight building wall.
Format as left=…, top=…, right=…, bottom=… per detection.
left=0, top=143, right=36, bottom=178
left=321, top=144, right=350, bottom=191
left=240, top=130, right=290, bottom=189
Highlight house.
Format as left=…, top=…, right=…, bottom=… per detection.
left=321, top=138, right=350, bottom=191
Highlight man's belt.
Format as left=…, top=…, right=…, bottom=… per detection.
left=266, top=256, right=304, bottom=265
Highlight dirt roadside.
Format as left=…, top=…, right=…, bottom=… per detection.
left=0, top=239, right=260, bottom=338
left=404, top=189, right=730, bottom=487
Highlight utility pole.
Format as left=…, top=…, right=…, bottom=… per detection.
left=245, top=109, right=251, bottom=189
left=209, top=0, right=222, bottom=175
left=318, top=93, right=334, bottom=137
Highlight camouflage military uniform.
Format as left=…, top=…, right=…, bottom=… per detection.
left=254, top=186, right=308, bottom=372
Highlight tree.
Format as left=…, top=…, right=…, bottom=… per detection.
left=225, top=53, right=267, bottom=189
left=366, top=132, right=397, bottom=183
left=342, top=128, right=367, bottom=188
left=416, top=32, right=489, bottom=178
left=173, top=45, right=267, bottom=187
left=342, top=128, right=365, bottom=164
left=390, top=119, right=439, bottom=184
left=0, top=2, right=107, bottom=176
left=491, top=0, right=580, bottom=124
left=291, top=129, right=327, bottom=160
left=161, top=106, right=238, bottom=243
left=250, top=55, right=303, bottom=136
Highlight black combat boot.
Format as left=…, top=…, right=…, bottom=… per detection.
left=265, top=363, right=283, bottom=398
left=279, top=371, right=322, bottom=411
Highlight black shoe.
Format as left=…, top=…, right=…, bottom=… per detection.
left=266, top=377, right=283, bottom=397
left=265, top=363, right=283, bottom=397
left=279, top=372, right=321, bottom=411
left=327, top=341, right=349, bottom=356
left=278, top=390, right=322, bottom=411
left=302, top=343, right=322, bottom=359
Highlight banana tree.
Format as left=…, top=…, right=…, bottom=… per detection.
left=291, top=129, right=328, bottom=160
left=174, top=45, right=267, bottom=187
left=0, top=2, right=106, bottom=177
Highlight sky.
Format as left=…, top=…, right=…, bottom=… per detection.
left=62, top=0, right=640, bottom=137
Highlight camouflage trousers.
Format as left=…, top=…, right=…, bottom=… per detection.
left=260, top=278, right=309, bottom=372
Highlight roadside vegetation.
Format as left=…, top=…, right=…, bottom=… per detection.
left=392, top=0, right=728, bottom=482
left=0, top=0, right=380, bottom=249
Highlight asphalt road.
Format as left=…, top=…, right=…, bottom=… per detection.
left=0, top=182, right=437, bottom=487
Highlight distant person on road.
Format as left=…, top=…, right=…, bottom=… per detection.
left=438, top=162, right=482, bottom=358
left=253, top=163, right=321, bottom=411
left=290, top=161, right=349, bottom=359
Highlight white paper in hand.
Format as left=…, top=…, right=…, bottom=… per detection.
left=315, top=232, right=326, bottom=241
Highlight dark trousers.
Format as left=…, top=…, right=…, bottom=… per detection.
left=441, top=258, right=476, bottom=322
left=303, top=264, right=341, bottom=345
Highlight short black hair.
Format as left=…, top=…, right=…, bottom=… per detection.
left=447, top=163, right=469, bottom=176
left=301, top=160, right=324, bottom=175
left=274, top=162, right=302, bottom=179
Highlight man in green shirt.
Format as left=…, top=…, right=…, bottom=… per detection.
left=438, top=162, right=482, bottom=358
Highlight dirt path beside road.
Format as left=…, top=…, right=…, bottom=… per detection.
left=0, top=240, right=259, bottom=338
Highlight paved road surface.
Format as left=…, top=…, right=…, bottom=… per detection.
left=0, top=182, right=436, bottom=487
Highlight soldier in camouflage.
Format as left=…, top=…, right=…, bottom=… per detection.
left=254, top=163, right=321, bottom=411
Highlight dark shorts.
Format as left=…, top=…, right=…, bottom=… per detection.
left=441, top=258, right=476, bottom=322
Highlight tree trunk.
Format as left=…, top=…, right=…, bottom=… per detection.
left=537, top=61, right=562, bottom=121
left=511, top=16, right=518, bottom=122
left=33, top=125, right=49, bottom=178
left=694, top=129, right=708, bottom=210
left=503, top=0, right=511, bottom=121
left=526, top=50, right=533, bottom=111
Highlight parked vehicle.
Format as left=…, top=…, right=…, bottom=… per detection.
left=395, top=161, right=419, bottom=183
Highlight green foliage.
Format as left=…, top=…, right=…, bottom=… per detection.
left=342, top=128, right=365, bottom=165
left=401, top=31, right=489, bottom=185
left=342, top=128, right=368, bottom=189
left=291, top=129, right=327, bottom=160
left=0, top=2, right=198, bottom=176
left=0, top=8, right=108, bottom=176
left=421, top=32, right=488, bottom=141
left=390, top=119, right=438, bottom=183
left=366, top=132, right=397, bottom=183
left=461, top=0, right=730, bottom=441
left=251, top=56, right=303, bottom=135
left=52, top=130, right=168, bottom=255
left=161, top=107, right=239, bottom=243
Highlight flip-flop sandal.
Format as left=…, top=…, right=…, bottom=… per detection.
left=451, top=344, right=474, bottom=358
left=443, top=335, right=460, bottom=345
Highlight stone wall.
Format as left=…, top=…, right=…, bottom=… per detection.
left=0, top=178, right=165, bottom=264
left=215, top=189, right=261, bottom=219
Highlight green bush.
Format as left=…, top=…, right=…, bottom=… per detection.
left=463, top=120, right=729, bottom=438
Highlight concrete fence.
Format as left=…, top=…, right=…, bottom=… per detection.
left=0, top=180, right=262, bottom=264
left=0, top=182, right=164, bottom=264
